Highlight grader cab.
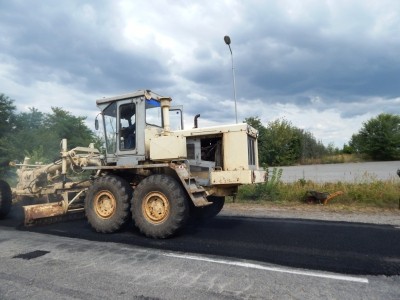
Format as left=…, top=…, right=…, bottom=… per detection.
left=0, top=90, right=266, bottom=238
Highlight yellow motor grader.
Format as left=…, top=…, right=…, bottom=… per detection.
left=0, top=90, right=266, bottom=238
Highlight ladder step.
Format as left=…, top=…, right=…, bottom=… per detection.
left=174, top=165, right=211, bottom=207
left=175, top=167, right=190, bottom=179
left=190, top=188, right=206, bottom=194
left=184, top=178, right=197, bottom=183
left=191, top=194, right=212, bottom=207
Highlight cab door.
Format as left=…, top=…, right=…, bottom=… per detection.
left=115, top=98, right=145, bottom=165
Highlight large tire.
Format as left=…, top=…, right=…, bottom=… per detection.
left=85, top=175, right=132, bottom=233
left=0, top=180, right=12, bottom=219
left=132, top=174, right=189, bottom=239
left=194, top=196, right=225, bottom=219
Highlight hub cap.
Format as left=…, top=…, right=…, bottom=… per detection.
left=142, top=192, right=170, bottom=224
left=94, top=190, right=116, bottom=219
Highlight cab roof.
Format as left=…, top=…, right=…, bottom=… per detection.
left=96, top=89, right=164, bottom=106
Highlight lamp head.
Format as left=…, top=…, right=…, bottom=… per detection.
left=224, top=35, right=231, bottom=45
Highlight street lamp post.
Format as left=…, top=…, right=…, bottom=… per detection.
left=224, top=35, right=238, bottom=124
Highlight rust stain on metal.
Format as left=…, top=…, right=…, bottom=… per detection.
left=23, top=202, right=65, bottom=225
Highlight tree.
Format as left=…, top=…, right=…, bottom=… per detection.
left=2, top=104, right=96, bottom=163
left=44, top=107, right=95, bottom=151
left=342, top=143, right=353, bottom=154
left=245, top=117, right=329, bottom=166
left=263, top=119, right=302, bottom=166
left=0, top=94, right=16, bottom=137
left=14, top=107, right=44, bottom=130
left=6, top=107, right=54, bottom=162
left=0, top=94, right=17, bottom=170
left=296, top=129, right=326, bottom=163
left=350, top=113, right=400, bottom=160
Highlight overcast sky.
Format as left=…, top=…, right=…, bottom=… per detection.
left=1, top=0, right=399, bottom=147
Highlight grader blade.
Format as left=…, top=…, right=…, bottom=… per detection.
left=23, top=202, right=66, bottom=226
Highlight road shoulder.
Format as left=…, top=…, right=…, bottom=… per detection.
left=222, top=203, right=400, bottom=226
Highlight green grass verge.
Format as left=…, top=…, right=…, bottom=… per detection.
left=236, top=170, right=400, bottom=209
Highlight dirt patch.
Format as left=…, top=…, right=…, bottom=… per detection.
left=221, top=202, right=400, bottom=226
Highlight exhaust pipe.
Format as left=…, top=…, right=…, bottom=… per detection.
left=159, top=97, right=172, bottom=135
left=194, top=114, right=200, bottom=128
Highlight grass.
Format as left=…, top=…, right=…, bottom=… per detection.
left=236, top=168, right=400, bottom=209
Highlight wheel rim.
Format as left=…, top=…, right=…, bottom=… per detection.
left=142, top=192, right=170, bottom=224
left=94, top=190, right=116, bottom=219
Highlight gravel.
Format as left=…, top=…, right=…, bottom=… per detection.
left=221, top=203, right=400, bottom=226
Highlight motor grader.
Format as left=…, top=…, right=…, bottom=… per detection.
left=0, top=90, right=266, bottom=238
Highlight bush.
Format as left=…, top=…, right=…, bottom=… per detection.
left=237, top=168, right=283, bottom=201
left=237, top=174, right=400, bottom=209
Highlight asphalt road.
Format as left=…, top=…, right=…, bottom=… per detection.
left=1, top=207, right=399, bottom=299
left=278, top=160, right=400, bottom=183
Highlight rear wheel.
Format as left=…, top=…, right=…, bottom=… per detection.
left=85, top=175, right=132, bottom=233
left=0, top=180, right=12, bottom=219
left=132, top=174, right=189, bottom=238
left=194, top=196, right=225, bottom=219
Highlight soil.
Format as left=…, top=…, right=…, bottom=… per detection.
left=221, top=202, right=400, bottom=226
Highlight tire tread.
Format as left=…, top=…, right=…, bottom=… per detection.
left=132, top=174, right=189, bottom=238
left=0, top=180, right=12, bottom=219
left=85, top=175, right=132, bottom=233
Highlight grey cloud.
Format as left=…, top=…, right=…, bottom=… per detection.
left=1, top=0, right=399, bottom=147
left=227, top=2, right=400, bottom=105
left=237, top=36, right=400, bottom=102
left=0, top=1, right=172, bottom=94
left=339, top=96, right=400, bottom=119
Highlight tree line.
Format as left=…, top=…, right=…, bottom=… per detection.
left=246, top=112, right=400, bottom=166
left=0, top=93, right=97, bottom=172
left=1, top=93, right=399, bottom=172
left=245, top=117, right=328, bottom=166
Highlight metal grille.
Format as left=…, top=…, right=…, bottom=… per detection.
left=248, top=136, right=256, bottom=166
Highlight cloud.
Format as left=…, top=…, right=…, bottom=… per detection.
left=0, top=0, right=399, bottom=148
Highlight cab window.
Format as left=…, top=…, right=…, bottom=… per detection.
left=103, top=102, right=117, bottom=154
left=145, top=98, right=162, bottom=127
left=119, top=103, right=136, bottom=150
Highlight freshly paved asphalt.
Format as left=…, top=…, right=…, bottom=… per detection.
left=2, top=206, right=399, bottom=277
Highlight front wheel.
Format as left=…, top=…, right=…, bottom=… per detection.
left=132, top=174, right=189, bottom=239
left=85, top=175, right=132, bottom=233
left=0, top=180, right=12, bottom=219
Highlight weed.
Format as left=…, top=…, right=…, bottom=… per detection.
left=237, top=172, right=400, bottom=209
left=238, top=167, right=283, bottom=201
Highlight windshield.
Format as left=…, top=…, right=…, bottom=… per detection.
left=103, top=102, right=117, bottom=154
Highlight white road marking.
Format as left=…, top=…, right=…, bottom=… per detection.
left=164, top=253, right=369, bottom=284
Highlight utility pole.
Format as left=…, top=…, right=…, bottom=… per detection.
left=224, top=35, right=238, bottom=124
